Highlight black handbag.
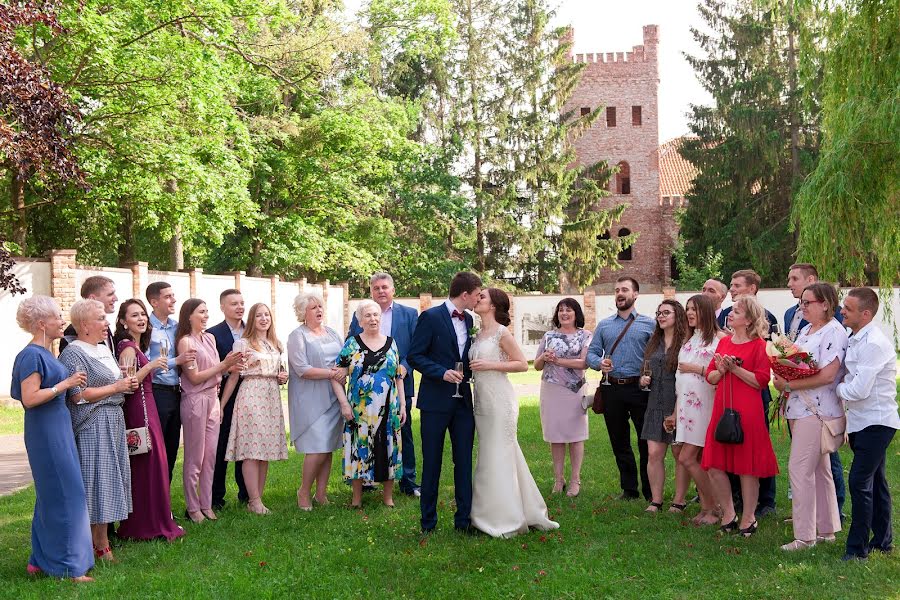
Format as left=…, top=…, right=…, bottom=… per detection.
left=714, top=372, right=744, bottom=444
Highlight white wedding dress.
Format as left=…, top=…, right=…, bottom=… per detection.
left=469, top=326, right=559, bottom=538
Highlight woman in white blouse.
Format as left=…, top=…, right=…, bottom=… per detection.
left=773, top=282, right=848, bottom=551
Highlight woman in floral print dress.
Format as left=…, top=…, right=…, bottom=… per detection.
left=673, top=294, right=724, bottom=525
left=333, top=300, right=406, bottom=508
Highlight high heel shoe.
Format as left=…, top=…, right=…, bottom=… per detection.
left=566, top=480, right=581, bottom=497
left=719, top=516, right=739, bottom=533
left=739, top=521, right=758, bottom=538
left=200, top=508, right=218, bottom=521
left=645, top=501, right=663, bottom=513
left=296, top=489, right=312, bottom=512
left=94, top=546, right=118, bottom=562
left=26, top=564, right=43, bottom=576
left=551, top=480, right=566, bottom=494
left=187, top=510, right=206, bottom=524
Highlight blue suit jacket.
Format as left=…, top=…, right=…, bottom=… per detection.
left=349, top=302, right=417, bottom=399
left=207, top=320, right=242, bottom=400
left=784, top=304, right=844, bottom=336
left=408, top=304, right=474, bottom=413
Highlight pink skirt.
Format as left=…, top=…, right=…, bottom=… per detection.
left=539, top=380, right=589, bottom=443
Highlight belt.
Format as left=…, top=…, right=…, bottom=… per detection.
left=152, top=383, right=181, bottom=393
left=608, top=376, right=640, bottom=386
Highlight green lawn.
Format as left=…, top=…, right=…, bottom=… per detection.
left=0, top=405, right=24, bottom=436
left=1, top=395, right=898, bottom=598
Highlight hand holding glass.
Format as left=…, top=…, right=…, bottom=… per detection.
left=452, top=361, right=464, bottom=398
left=600, top=350, right=612, bottom=386
left=233, top=339, right=248, bottom=375
left=159, top=338, right=170, bottom=372
left=640, top=360, right=652, bottom=392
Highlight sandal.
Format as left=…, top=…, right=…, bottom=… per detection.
left=200, top=508, right=218, bottom=521
left=739, top=521, right=758, bottom=538
left=719, top=516, right=739, bottom=533
left=26, top=564, right=43, bottom=576
left=248, top=499, right=271, bottom=515
left=296, top=489, right=312, bottom=512
left=645, top=501, right=663, bottom=513
left=552, top=480, right=566, bottom=494
left=94, top=546, right=117, bottom=562
left=781, top=539, right=816, bottom=551
left=187, top=510, right=206, bottom=524
left=668, top=502, right=687, bottom=514
left=566, top=480, right=581, bottom=498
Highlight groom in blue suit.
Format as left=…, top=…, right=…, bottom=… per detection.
left=348, top=273, right=420, bottom=496
left=409, top=272, right=482, bottom=533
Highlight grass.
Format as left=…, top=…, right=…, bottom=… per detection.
left=1, top=395, right=898, bottom=599
left=0, top=405, right=24, bottom=436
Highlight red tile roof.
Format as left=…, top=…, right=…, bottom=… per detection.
left=658, top=137, right=698, bottom=205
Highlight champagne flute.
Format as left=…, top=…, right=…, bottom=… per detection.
left=159, top=337, right=170, bottom=372
left=186, top=338, right=196, bottom=370
left=452, top=361, right=464, bottom=398
left=233, top=338, right=248, bottom=375
left=74, top=363, right=89, bottom=404
left=640, top=360, right=652, bottom=392
left=600, top=349, right=612, bottom=386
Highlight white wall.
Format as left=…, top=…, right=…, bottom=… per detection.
left=0, top=261, right=51, bottom=399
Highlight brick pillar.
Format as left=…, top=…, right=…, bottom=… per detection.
left=270, top=275, right=279, bottom=311
left=298, top=278, right=307, bottom=294
left=508, top=296, right=516, bottom=341
left=419, top=293, right=433, bottom=313
left=584, top=290, right=597, bottom=331
left=126, top=261, right=149, bottom=299
left=49, top=249, right=78, bottom=316
left=341, top=281, right=350, bottom=335
left=321, top=279, right=330, bottom=325
left=225, top=271, right=244, bottom=291
left=183, top=268, right=203, bottom=298
left=662, top=286, right=676, bottom=300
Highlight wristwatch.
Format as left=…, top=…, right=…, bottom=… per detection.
left=784, top=383, right=792, bottom=394
left=50, top=385, right=59, bottom=395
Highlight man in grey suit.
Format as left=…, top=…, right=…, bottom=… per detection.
left=348, top=273, right=420, bottom=496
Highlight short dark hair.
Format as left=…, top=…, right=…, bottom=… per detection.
left=449, top=272, right=482, bottom=298
left=802, top=282, right=840, bottom=315
left=146, top=281, right=172, bottom=302
left=847, top=287, right=879, bottom=315
left=80, top=275, right=114, bottom=298
left=615, top=276, right=639, bottom=292
left=219, top=288, right=242, bottom=303
left=552, top=298, right=585, bottom=329
left=789, top=263, right=819, bottom=280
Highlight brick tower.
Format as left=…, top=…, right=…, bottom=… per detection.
left=563, top=25, right=675, bottom=292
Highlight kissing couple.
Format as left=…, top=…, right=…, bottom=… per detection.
left=409, top=272, right=558, bottom=538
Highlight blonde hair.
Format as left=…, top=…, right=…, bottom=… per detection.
left=355, top=299, right=380, bottom=322
left=293, top=293, right=324, bottom=323
left=732, top=295, right=769, bottom=340
left=16, top=295, right=60, bottom=333
left=243, top=303, right=283, bottom=353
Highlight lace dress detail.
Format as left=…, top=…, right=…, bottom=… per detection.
left=468, top=325, right=559, bottom=538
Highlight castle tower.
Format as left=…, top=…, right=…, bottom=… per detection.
left=564, top=25, right=674, bottom=291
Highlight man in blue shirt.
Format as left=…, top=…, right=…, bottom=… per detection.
left=586, top=276, right=655, bottom=500
left=146, top=281, right=196, bottom=482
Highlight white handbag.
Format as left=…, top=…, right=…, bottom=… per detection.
left=125, top=384, right=152, bottom=456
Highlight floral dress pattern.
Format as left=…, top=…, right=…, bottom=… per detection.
left=336, top=336, right=402, bottom=482
left=674, top=331, right=721, bottom=446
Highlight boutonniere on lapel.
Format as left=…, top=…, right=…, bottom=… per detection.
left=468, top=325, right=479, bottom=340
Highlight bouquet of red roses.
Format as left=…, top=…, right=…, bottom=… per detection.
left=766, top=334, right=819, bottom=426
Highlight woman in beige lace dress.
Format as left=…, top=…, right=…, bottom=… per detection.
left=221, top=303, right=289, bottom=514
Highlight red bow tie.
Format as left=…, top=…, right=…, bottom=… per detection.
left=452, top=310, right=466, bottom=321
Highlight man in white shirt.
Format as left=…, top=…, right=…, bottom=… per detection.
left=836, top=287, right=900, bottom=561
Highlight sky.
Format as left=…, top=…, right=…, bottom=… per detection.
left=342, top=0, right=712, bottom=142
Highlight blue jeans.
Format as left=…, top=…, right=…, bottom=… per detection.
left=845, top=425, right=896, bottom=558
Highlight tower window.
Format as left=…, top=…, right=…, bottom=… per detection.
left=606, top=107, right=616, bottom=127
left=615, top=161, right=631, bottom=195
left=632, top=106, right=642, bottom=126
left=617, top=228, right=633, bottom=261
left=580, top=107, right=591, bottom=116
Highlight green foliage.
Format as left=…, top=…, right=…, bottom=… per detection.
left=672, top=235, right=724, bottom=291
left=793, top=0, right=899, bottom=290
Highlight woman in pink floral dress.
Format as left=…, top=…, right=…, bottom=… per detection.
left=673, top=294, right=724, bottom=525
left=221, top=303, right=289, bottom=514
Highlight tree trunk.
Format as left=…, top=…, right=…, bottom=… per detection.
left=248, top=235, right=263, bottom=277
left=170, top=226, right=184, bottom=271
left=9, top=169, right=27, bottom=252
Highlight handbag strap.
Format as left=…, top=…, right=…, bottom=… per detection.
left=608, top=314, right=637, bottom=358
left=796, top=389, right=825, bottom=422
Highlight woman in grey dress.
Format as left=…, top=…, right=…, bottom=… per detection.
left=59, top=299, right=138, bottom=562
left=287, top=293, right=345, bottom=511
left=638, top=299, right=689, bottom=513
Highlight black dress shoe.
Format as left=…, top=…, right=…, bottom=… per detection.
left=616, top=492, right=640, bottom=501
left=841, top=553, right=867, bottom=562
left=755, top=505, right=776, bottom=519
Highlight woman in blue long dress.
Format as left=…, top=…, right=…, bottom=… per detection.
left=11, top=295, right=94, bottom=582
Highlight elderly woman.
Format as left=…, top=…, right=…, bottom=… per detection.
left=332, top=300, right=406, bottom=508
left=534, top=298, right=592, bottom=497
left=702, top=295, right=779, bottom=538
left=773, top=282, right=847, bottom=551
left=59, top=299, right=138, bottom=562
left=176, top=299, right=241, bottom=524
left=287, top=293, right=345, bottom=510
left=11, top=296, right=93, bottom=581
left=113, top=299, right=184, bottom=541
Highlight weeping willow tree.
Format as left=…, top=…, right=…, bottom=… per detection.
left=793, top=0, right=899, bottom=290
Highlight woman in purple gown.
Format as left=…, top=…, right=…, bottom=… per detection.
left=114, top=299, right=185, bottom=541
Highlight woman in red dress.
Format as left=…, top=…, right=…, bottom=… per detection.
left=114, top=299, right=185, bottom=541
left=702, top=295, right=779, bottom=537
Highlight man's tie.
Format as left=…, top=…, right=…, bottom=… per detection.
left=452, top=310, right=466, bottom=321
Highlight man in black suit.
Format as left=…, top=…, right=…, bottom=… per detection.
left=59, top=275, right=117, bottom=352
left=209, top=288, right=249, bottom=508
left=717, top=269, right=779, bottom=518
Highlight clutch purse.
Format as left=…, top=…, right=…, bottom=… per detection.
left=126, top=383, right=152, bottom=456
left=713, top=374, right=743, bottom=444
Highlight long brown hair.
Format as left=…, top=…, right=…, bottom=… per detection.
left=175, top=298, right=206, bottom=349
left=644, top=299, right=689, bottom=371
left=243, top=303, right=283, bottom=353
left=486, top=288, right=512, bottom=326
left=687, top=294, right=718, bottom=346
left=114, top=299, right=152, bottom=353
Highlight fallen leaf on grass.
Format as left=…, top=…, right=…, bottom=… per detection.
left=244, top=551, right=253, bottom=557
left=521, top=543, right=528, bottom=550
left=539, top=536, right=547, bottom=543
left=512, top=566, right=520, bottom=571
left=258, top=561, right=268, bottom=567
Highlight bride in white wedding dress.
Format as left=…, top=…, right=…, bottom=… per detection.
left=469, top=288, right=559, bottom=538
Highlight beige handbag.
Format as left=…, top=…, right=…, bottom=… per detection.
left=799, top=393, right=846, bottom=455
